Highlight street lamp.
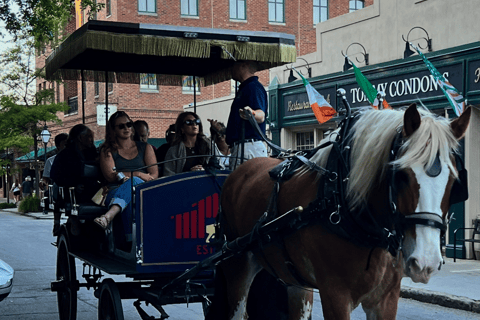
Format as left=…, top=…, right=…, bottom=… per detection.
left=40, top=125, right=51, bottom=166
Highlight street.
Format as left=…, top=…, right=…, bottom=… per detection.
left=0, top=210, right=479, bottom=319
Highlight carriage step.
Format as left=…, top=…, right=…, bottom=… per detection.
left=134, top=300, right=169, bottom=319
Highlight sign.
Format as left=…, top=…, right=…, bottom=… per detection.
left=284, top=86, right=337, bottom=117
left=342, top=63, right=464, bottom=108
left=96, top=105, right=117, bottom=126
left=467, top=59, right=480, bottom=93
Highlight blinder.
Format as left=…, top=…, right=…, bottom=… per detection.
left=450, top=153, right=468, bottom=205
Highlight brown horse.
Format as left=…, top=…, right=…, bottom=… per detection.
left=218, top=104, right=471, bottom=319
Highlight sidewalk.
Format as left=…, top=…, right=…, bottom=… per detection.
left=1, top=198, right=479, bottom=313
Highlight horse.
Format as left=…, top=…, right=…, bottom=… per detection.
left=217, top=104, right=471, bottom=319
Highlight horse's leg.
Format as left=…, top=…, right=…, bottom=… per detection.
left=287, top=286, right=313, bottom=320
left=361, top=283, right=401, bottom=320
left=222, top=251, right=262, bottom=320
left=318, top=288, right=353, bottom=320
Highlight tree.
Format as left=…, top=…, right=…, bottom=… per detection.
left=0, top=29, right=68, bottom=195
left=0, top=0, right=104, bottom=48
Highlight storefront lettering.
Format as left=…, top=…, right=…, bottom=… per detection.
left=349, top=72, right=449, bottom=103
left=475, top=68, right=480, bottom=83
left=288, top=100, right=310, bottom=112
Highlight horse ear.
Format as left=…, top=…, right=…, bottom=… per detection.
left=403, top=103, right=421, bottom=137
left=450, top=106, right=471, bottom=140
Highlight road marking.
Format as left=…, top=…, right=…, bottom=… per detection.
left=450, top=268, right=480, bottom=273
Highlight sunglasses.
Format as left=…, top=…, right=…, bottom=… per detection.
left=184, top=119, right=201, bottom=126
left=116, top=122, right=133, bottom=130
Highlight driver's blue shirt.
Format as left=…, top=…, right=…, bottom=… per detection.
left=226, top=76, right=267, bottom=146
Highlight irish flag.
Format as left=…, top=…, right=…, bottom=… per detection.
left=352, top=61, right=391, bottom=110
left=411, top=44, right=465, bottom=116
left=295, top=69, right=336, bottom=124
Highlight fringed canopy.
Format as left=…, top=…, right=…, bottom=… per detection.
left=45, top=21, right=296, bottom=86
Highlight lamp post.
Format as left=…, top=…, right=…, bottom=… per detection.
left=40, top=125, right=51, bottom=190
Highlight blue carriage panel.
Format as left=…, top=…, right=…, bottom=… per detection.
left=135, top=170, right=230, bottom=273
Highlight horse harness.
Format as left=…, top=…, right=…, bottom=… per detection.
left=255, top=113, right=468, bottom=285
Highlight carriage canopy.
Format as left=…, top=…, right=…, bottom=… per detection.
left=45, top=20, right=296, bottom=86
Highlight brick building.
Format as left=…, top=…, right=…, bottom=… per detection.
left=34, top=0, right=372, bottom=143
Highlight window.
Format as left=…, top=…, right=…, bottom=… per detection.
left=230, top=0, right=246, bottom=20
left=349, top=0, right=364, bottom=12
left=231, top=80, right=240, bottom=95
left=82, top=81, right=86, bottom=100
left=268, top=0, right=284, bottom=23
left=108, top=82, right=113, bottom=93
left=140, top=73, right=158, bottom=91
left=182, top=76, right=201, bottom=93
left=106, top=0, right=111, bottom=16
left=66, top=97, right=78, bottom=115
left=181, top=0, right=198, bottom=16
left=94, top=81, right=99, bottom=96
left=139, top=0, right=156, bottom=13
left=313, top=0, right=328, bottom=25
left=296, top=132, right=314, bottom=151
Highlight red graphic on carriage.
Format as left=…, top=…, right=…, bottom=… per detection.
left=173, top=193, right=219, bottom=240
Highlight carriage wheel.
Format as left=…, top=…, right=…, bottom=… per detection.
left=56, top=233, right=78, bottom=320
left=98, top=279, right=125, bottom=320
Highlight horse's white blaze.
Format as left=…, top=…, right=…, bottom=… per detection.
left=406, top=162, right=449, bottom=280
left=300, top=299, right=313, bottom=320
left=231, top=296, right=247, bottom=320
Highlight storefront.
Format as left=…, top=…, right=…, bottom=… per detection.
left=268, top=41, right=480, bottom=259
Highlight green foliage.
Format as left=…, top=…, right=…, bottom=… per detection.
left=0, top=29, right=68, bottom=154
left=18, top=195, right=41, bottom=213
left=0, top=0, right=105, bottom=48
left=0, top=202, right=17, bottom=209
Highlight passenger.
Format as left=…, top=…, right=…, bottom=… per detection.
left=51, top=125, right=99, bottom=199
left=155, top=124, right=175, bottom=175
left=163, top=112, right=211, bottom=176
left=94, top=111, right=158, bottom=231
left=42, top=133, right=68, bottom=217
left=208, top=120, right=230, bottom=170
left=133, top=120, right=157, bottom=151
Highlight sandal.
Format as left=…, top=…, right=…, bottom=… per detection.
left=94, top=215, right=111, bottom=231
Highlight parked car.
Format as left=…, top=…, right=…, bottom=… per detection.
left=0, top=259, right=14, bottom=302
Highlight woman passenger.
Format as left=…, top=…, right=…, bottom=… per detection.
left=94, top=111, right=158, bottom=231
left=163, top=112, right=211, bottom=176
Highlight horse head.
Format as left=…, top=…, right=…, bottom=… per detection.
left=394, top=104, right=471, bottom=283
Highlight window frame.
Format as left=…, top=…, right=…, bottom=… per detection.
left=182, top=76, right=201, bottom=94
left=349, top=0, right=364, bottom=12
left=229, top=0, right=246, bottom=20
left=295, top=131, right=315, bottom=151
left=106, top=0, right=111, bottom=16
left=180, top=0, right=198, bottom=17
left=139, top=0, right=157, bottom=14
left=140, top=73, right=158, bottom=92
left=313, top=0, right=328, bottom=25
left=268, top=0, right=284, bottom=23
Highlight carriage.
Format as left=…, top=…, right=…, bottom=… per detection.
left=44, top=20, right=296, bottom=320
left=45, top=20, right=472, bottom=320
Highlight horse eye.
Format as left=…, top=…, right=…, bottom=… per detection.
left=425, top=153, right=442, bottom=177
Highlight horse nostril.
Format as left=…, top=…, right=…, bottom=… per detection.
left=425, top=266, right=434, bottom=275
left=407, top=258, right=421, bottom=272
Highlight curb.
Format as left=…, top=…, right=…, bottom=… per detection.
left=401, top=287, right=480, bottom=313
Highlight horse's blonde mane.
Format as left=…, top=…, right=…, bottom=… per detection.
left=299, top=107, right=459, bottom=210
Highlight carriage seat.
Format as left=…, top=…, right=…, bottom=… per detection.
left=50, top=164, right=108, bottom=220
